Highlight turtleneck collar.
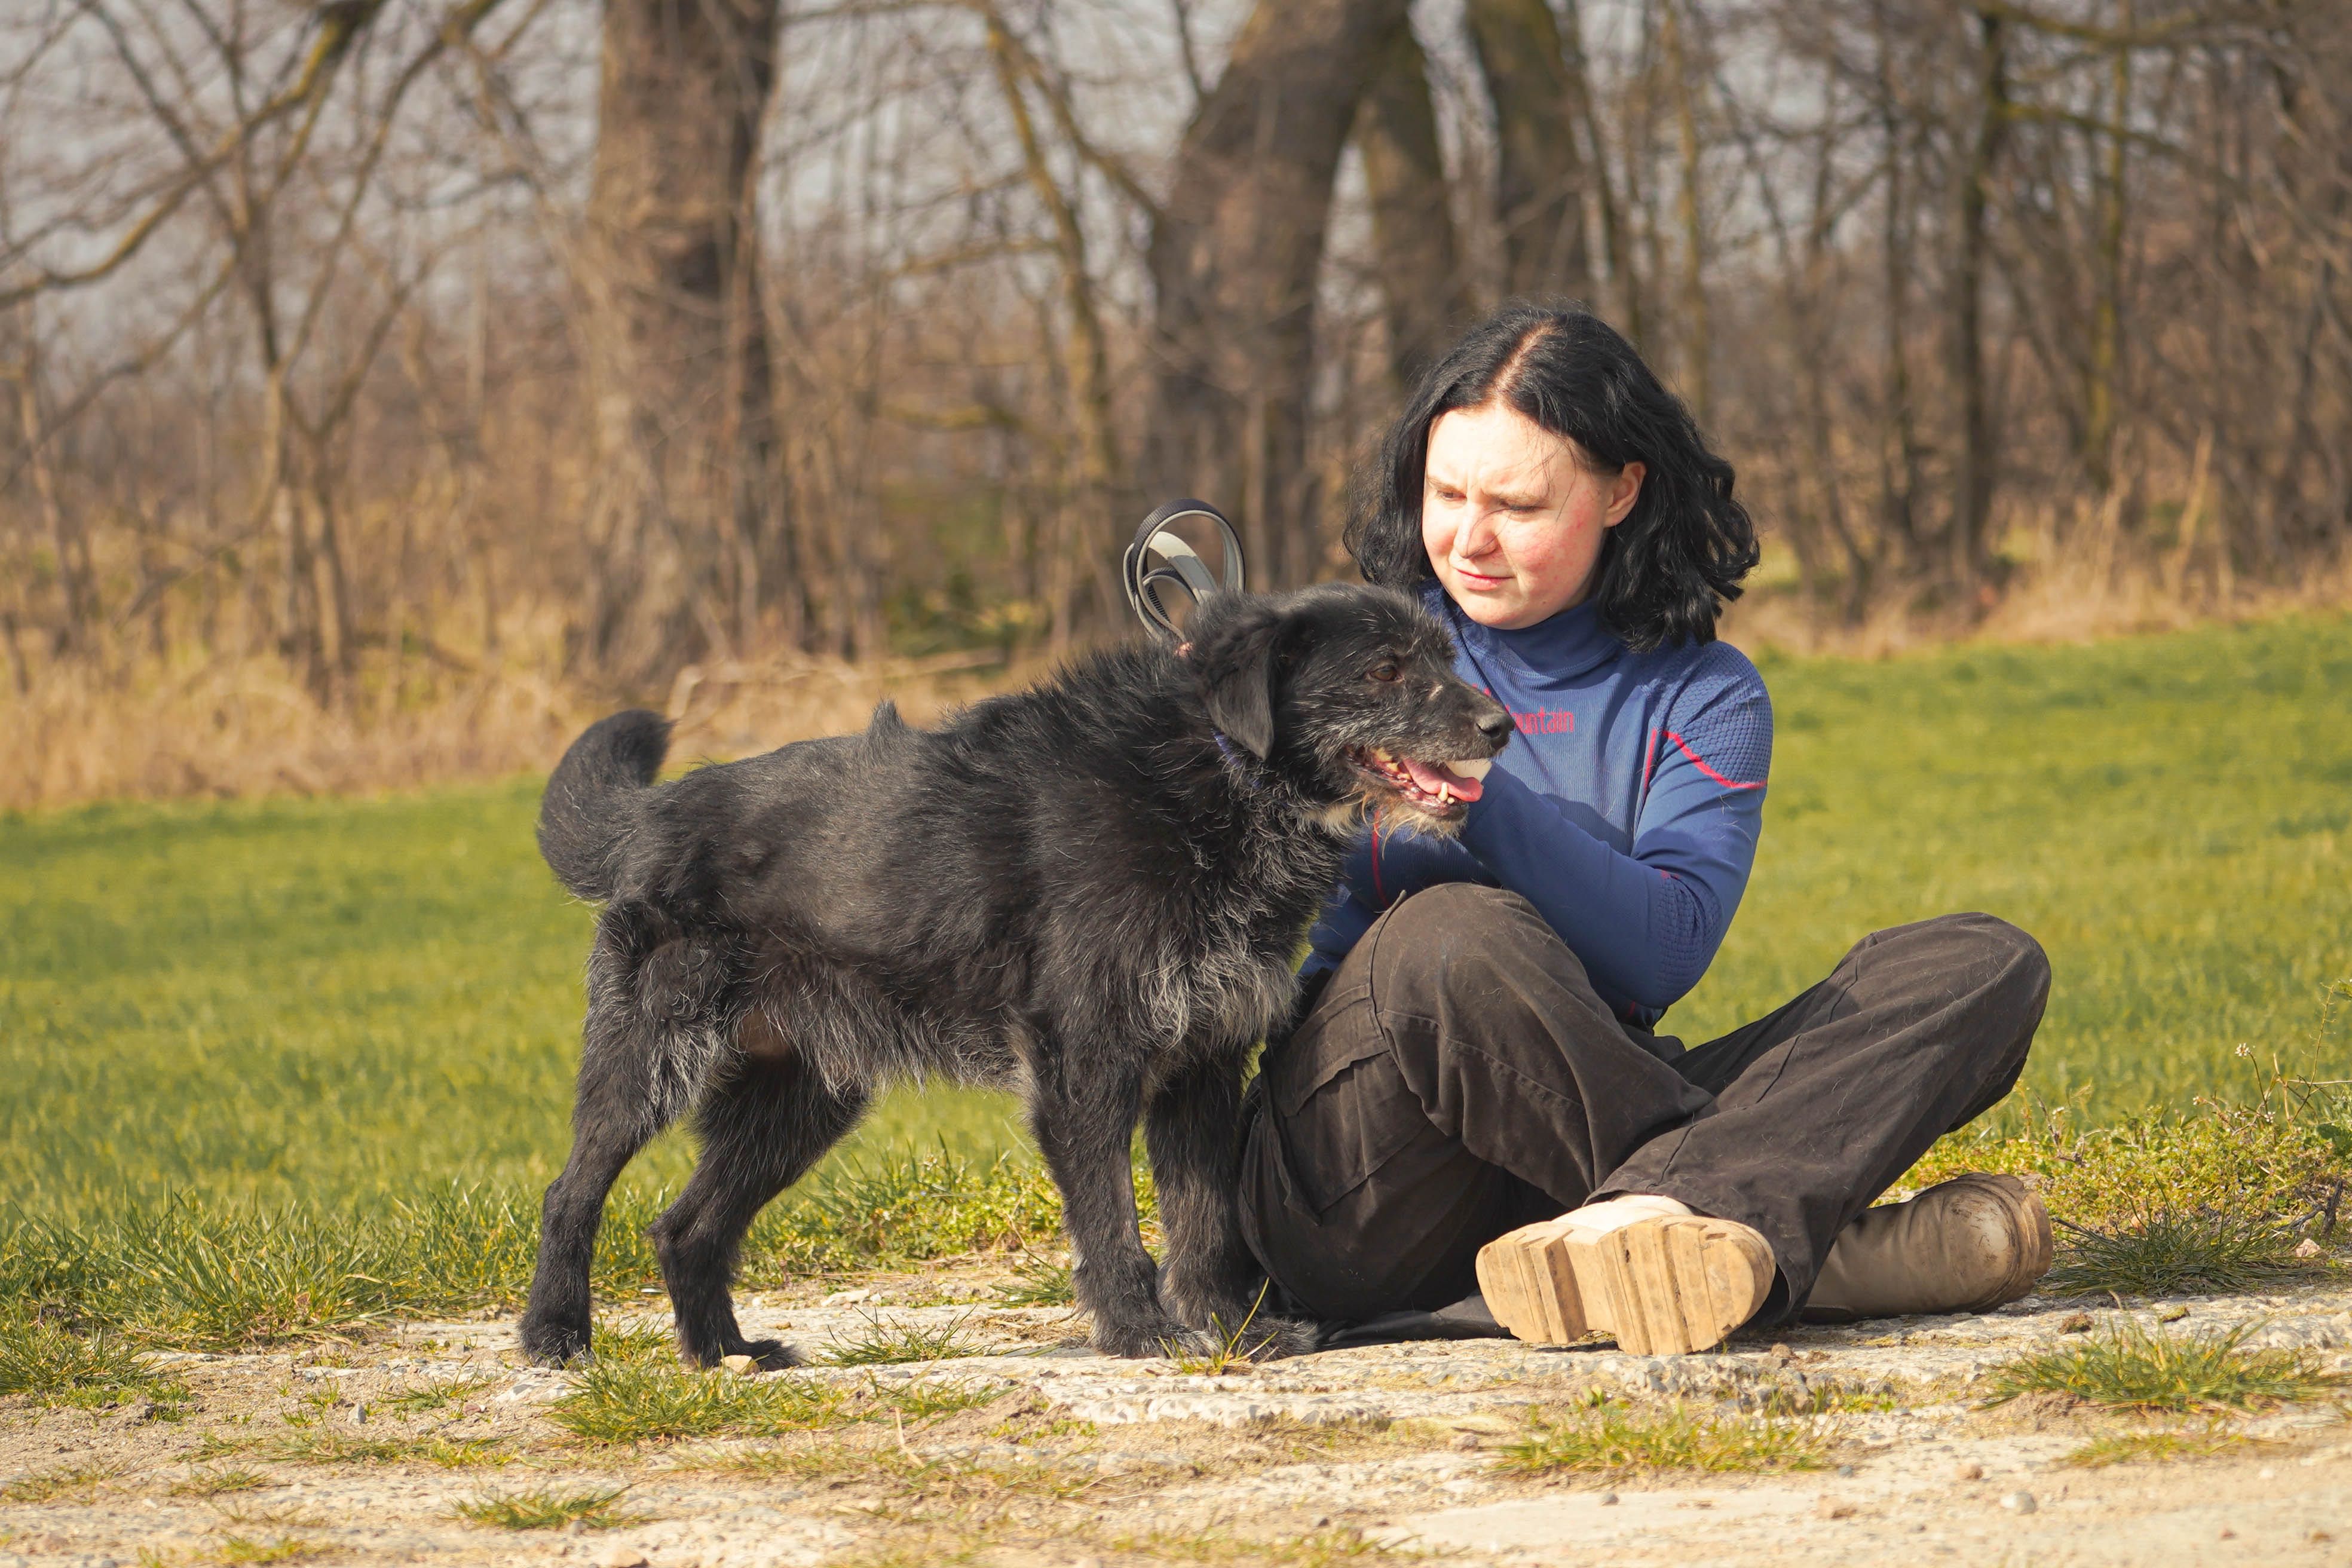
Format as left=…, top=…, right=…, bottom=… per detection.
left=1424, top=583, right=1625, bottom=686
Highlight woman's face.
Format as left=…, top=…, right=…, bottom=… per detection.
left=1420, top=400, right=1646, bottom=630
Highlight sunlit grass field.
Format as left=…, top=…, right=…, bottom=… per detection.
left=4, top=614, right=2348, bottom=1221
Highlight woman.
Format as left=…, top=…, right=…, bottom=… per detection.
left=1236, top=303, right=2053, bottom=1354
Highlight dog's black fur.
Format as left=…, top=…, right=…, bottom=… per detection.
left=517, top=584, right=1512, bottom=1367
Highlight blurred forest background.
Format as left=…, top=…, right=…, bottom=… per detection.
left=3, top=0, right=2349, bottom=806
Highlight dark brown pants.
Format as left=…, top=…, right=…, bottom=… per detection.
left=1238, top=884, right=2049, bottom=1325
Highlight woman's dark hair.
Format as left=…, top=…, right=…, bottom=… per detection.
left=1344, top=301, right=1759, bottom=650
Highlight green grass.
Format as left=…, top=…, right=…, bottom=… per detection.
left=451, top=1484, right=645, bottom=1530
left=1983, top=1320, right=2344, bottom=1411
left=1, top=615, right=2348, bottom=1339
left=1499, top=1400, right=1831, bottom=1476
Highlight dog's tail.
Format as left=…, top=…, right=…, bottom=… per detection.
left=538, top=709, right=670, bottom=901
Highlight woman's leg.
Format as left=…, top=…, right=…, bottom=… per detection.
left=1239, top=882, right=1716, bottom=1320
left=1238, top=889, right=2050, bottom=1328
left=1601, top=909, right=2050, bottom=1312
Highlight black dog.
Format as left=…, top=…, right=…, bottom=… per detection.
left=517, top=583, right=1512, bottom=1367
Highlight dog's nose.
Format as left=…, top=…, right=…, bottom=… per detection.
left=1475, top=706, right=1514, bottom=747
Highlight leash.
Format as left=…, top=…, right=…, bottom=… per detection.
left=1122, top=498, right=1245, bottom=641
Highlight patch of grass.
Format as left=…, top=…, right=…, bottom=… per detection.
left=1984, top=1321, right=2344, bottom=1412
left=1105, top=1526, right=1421, bottom=1564
left=881, top=1379, right=999, bottom=1420
left=259, top=1432, right=509, bottom=1468
left=1499, top=1400, right=1831, bottom=1477
left=550, top=1359, right=852, bottom=1442
left=203, top=1537, right=321, bottom=1566
left=2060, top=1428, right=2265, bottom=1468
left=997, top=1251, right=1074, bottom=1306
left=374, top=1375, right=494, bottom=1414
left=0, top=1308, right=185, bottom=1409
left=2045, top=1210, right=2320, bottom=1297
left=825, top=1312, right=991, bottom=1367
left=452, top=1484, right=645, bottom=1530
left=169, top=1468, right=275, bottom=1498
left=1, top=1460, right=121, bottom=1503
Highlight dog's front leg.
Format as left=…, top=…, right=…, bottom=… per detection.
left=1028, top=1058, right=1198, bottom=1358
left=1145, top=1054, right=1317, bottom=1359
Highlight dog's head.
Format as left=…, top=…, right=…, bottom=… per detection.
left=1185, top=584, right=1514, bottom=832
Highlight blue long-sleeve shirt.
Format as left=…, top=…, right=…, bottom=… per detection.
left=1302, top=587, right=1772, bottom=1024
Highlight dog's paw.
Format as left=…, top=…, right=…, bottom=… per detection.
left=1226, top=1312, right=1319, bottom=1362
left=517, top=1313, right=592, bottom=1367
left=726, top=1337, right=805, bottom=1371
left=681, top=1336, right=805, bottom=1371
left=1091, top=1315, right=1209, bottom=1361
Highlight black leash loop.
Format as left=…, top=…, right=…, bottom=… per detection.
left=1123, top=499, right=1245, bottom=642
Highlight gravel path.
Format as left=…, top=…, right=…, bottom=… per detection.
left=5, top=1269, right=2349, bottom=1567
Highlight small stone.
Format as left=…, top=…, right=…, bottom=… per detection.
left=1954, top=1462, right=1984, bottom=1481
left=1770, top=1342, right=1793, bottom=1359
left=720, top=1353, right=758, bottom=1376
left=1074, top=1558, right=1104, bottom=1568
left=1450, top=1432, right=1480, bottom=1451
left=2311, top=1530, right=2334, bottom=1544
left=2060, top=1312, right=2094, bottom=1334
left=2296, top=1238, right=2323, bottom=1259
left=2001, top=1491, right=2037, bottom=1514
left=1817, top=1499, right=1856, bottom=1520
left=2259, top=1468, right=2276, bottom=1480
left=2158, top=1304, right=2188, bottom=1323
left=1310, top=1517, right=1331, bottom=1529
left=350, top=1403, right=368, bottom=1425
left=590, top=1547, right=650, bottom=1568
left=2219, top=1528, right=2235, bottom=1539
left=1836, top=1463, right=1854, bottom=1477
left=1596, top=1492, right=1618, bottom=1506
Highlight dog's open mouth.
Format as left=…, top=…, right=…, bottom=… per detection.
left=1347, top=746, right=1493, bottom=816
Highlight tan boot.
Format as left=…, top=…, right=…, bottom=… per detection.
left=1475, top=1197, right=1776, bottom=1356
left=1801, top=1173, right=2053, bottom=1323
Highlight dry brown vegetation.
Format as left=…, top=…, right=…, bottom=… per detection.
left=3, top=0, right=2349, bottom=810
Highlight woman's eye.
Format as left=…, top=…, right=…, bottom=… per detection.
left=1368, top=664, right=1402, bottom=684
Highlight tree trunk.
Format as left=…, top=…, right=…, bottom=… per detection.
left=1466, top=0, right=1595, bottom=305
left=580, top=0, right=780, bottom=679
left=1949, top=7, right=2007, bottom=590
left=1146, top=0, right=1410, bottom=590
left=1356, top=15, right=1471, bottom=390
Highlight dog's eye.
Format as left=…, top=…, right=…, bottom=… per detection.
left=1367, top=663, right=1402, bottom=684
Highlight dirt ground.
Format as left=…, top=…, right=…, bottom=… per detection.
left=5, top=1270, right=2350, bottom=1568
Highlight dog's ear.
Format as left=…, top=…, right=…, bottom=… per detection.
left=1187, top=596, right=1291, bottom=758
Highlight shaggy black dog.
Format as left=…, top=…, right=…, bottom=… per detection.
left=517, top=584, right=1512, bottom=1367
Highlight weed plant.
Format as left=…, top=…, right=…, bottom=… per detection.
left=997, top=1251, right=1074, bottom=1306
left=1984, top=1321, right=2342, bottom=1411
left=0, top=1460, right=121, bottom=1503
left=549, top=1358, right=853, bottom=1443
left=169, top=1469, right=275, bottom=1498
left=259, top=1432, right=509, bottom=1468
left=2045, top=1211, right=2317, bottom=1297
left=823, top=1312, right=991, bottom=1366
left=1500, top=1399, right=1829, bottom=1476
left=0, top=1308, right=185, bottom=1410
left=451, top=1485, right=645, bottom=1530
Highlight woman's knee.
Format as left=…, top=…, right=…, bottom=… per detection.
left=1364, top=884, right=1587, bottom=1006
left=1939, top=912, right=2052, bottom=1010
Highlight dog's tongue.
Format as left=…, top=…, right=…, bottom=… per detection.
left=1401, top=755, right=1484, bottom=803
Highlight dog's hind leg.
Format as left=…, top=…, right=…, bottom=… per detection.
left=519, top=1018, right=673, bottom=1366
left=651, top=1053, right=866, bottom=1368
left=1146, top=1055, right=1317, bottom=1359
left=1029, top=1055, right=1199, bottom=1358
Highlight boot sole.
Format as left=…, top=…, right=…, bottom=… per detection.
left=1475, top=1214, right=1775, bottom=1355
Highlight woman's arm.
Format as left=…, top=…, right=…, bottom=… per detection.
left=1460, top=673, right=1770, bottom=1016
